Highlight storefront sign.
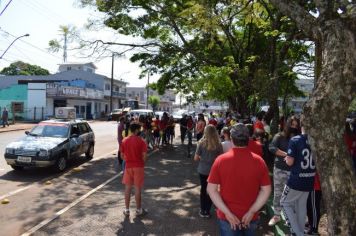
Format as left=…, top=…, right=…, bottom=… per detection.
left=46, top=84, right=104, bottom=99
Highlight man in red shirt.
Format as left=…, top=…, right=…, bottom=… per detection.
left=207, top=123, right=271, bottom=235
left=121, top=123, right=148, bottom=217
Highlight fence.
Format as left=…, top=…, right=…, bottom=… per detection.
left=0, top=106, right=47, bottom=122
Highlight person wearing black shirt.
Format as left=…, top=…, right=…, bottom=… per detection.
left=180, top=114, right=188, bottom=144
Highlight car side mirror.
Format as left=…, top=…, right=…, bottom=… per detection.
left=71, top=133, right=79, bottom=138
left=25, top=131, right=30, bottom=135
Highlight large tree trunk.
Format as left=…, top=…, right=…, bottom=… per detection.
left=303, top=20, right=356, bottom=235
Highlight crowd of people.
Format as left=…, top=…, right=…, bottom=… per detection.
left=116, top=110, right=356, bottom=236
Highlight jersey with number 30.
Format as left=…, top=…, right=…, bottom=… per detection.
left=287, top=134, right=316, bottom=191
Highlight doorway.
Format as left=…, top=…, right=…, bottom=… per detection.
left=86, top=102, right=92, bottom=119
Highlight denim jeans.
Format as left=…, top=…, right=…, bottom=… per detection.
left=218, top=219, right=259, bottom=236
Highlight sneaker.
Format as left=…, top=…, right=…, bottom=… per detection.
left=199, top=210, right=211, bottom=218
left=268, top=215, right=281, bottom=226
left=136, top=208, right=148, bottom=216
left=123, top=209, right=130, bottom=216
left=305, top=229, right=319, bottom=235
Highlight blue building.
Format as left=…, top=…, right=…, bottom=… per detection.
left=0, top=62, right=127, bottom=120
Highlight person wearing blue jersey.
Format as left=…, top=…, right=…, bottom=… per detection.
left=281, top=118, right=316, bottom=236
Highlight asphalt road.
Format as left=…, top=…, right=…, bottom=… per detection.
left=0, top=121, right=119, bottom=236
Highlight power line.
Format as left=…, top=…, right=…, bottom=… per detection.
left=12, top=44, right=37, bottom=64
left=0, top=0, right=13, bottom=16
left=0, top=28, right=63, bottom=60
left=31, top=0, right=66, bottom=23
left=17, top=0, right=62, bottom=26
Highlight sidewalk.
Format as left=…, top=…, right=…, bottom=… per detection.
left=0, top=120, right=101, bottom=134
left=33, top=137, right=273, bottom=236
left=0, top=122, right=35, bottom=133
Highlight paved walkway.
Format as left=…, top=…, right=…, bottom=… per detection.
left=0, top=122, right=34, bottom=133
left=32, top=137, right=272, bottom=236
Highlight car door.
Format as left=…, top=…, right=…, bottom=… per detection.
left=78, top=122, right=89, bottom=154
left=69, top=124, right=83, bottom=157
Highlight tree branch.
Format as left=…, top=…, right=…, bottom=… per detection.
left=268, top=0, right=318, bottom=40
left=82, top=39, right=161, bottom=48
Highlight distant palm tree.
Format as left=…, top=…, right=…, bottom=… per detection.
left=48, top=25, right=77, bottom=62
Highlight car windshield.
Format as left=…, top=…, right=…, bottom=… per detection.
left=30, top=124, right=69, bottom=138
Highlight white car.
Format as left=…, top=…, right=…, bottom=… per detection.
left=172, top=110, right=188, bottom=122
left=128, top=109, right=154, bottom=118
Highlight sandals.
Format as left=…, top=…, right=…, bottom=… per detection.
left=268, top=215, right=281, bottom=226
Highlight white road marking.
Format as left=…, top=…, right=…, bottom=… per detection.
left=0, top=149, right=118, bottom=201
left=21, top=150, right=158, bottom=236
left=21, top=173, right=121, bottom=236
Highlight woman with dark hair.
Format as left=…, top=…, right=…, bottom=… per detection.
left=268, top=116, right=300, bottom=226
left=194, top=125, right=223, bottom=218
left=196, top=114, right=206, bottom=141
left=166, top=115, right=175, bottom=145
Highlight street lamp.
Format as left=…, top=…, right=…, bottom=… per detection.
left=0, top=33, right=30, bottom=59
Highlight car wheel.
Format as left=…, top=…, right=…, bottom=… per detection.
left=54, top=155, right=67, bottom=172
left=85, top=144, right=94, bottom=160
left=11, top=165, right=24, bottom=171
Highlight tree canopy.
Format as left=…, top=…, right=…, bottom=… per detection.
left=78, top=0, right=311, bottom=118
left=77, top=0, right=356, bottom=234
left=0, top=61, right=50, bottom=76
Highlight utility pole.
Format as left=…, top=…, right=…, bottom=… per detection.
left=110, top=53, right=114, bottom=112
left=63, top=31, right=67, bottom=62
left=146, top=70, right=150, bottom=109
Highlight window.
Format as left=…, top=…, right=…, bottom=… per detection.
left=105, top=84, right=110, bottom=90
left=78, top=123, right=89, bottom=134
left=67, top=66, right=71, bottom=71
left=71, top=124, right=80, bottom=136
left=12, top=102, right=24, bottom=113
left=74, top=105, right=79, bottom=114
left=80, top=106, right=86, bottom=114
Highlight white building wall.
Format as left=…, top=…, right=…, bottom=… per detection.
left=46, top=98, right=54, bottom=117
left=27, top=83, right=46, bottom=120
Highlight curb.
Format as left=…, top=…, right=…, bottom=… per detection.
left=0, top=127, right=32, bottom=134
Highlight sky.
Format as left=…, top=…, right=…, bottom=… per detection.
left=0, top=0, right=157, bottom=87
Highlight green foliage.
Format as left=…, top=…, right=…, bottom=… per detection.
left=48, top=25, right=77, bottom=57
left=148, top=95, right=160, bottom=111
left=48, top=40, right=61, bottom=53
left=349, top=97, right=356, bottom=112
left=79, top=0, right=313, bottom=115
left=0, top=61, right=50, bottom=75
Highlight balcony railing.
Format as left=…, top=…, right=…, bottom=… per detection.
left=104, top=90, right=126, bottom=98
